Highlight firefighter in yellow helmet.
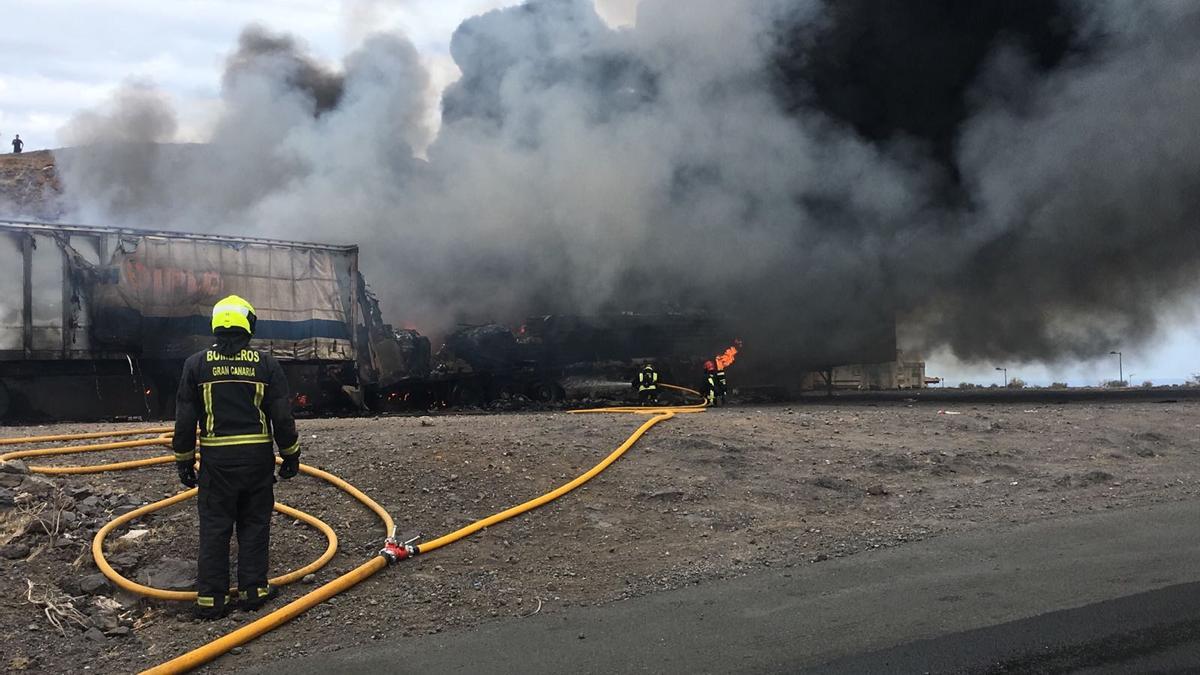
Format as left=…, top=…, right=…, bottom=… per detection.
left=636, top=363, right=659, bottom=405
left=172, top=295, right=299, bottom=619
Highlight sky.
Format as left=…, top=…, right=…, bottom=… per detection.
left=0, top=0, right=1196, bottom=387
left=0, top=0, right=638, bottom=151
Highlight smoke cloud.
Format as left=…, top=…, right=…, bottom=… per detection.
left=52, top=0, right=1200, bottom=376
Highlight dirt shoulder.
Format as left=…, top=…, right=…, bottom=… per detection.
left=0, top=400, right=1197, bottom=672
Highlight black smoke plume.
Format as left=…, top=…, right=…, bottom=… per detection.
left=52, top=0, right=1200, bottom=377
left=223, top=26, right=346, bottom=116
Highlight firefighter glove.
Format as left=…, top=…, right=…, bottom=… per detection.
left=278, top=452, right=300, bottom=480
left=176, top=460, right=197, bottom=488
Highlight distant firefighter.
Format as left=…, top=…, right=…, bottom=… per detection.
left=636, top=363, right=659, bottom=405
left=703, top=360, right=718, bottom=406
left=11, top=135, right=22, bottom=154
left=714, top=363, right=728, bottom=405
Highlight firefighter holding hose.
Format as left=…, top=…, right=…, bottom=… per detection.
left=172, top=295, right=300, bottom=619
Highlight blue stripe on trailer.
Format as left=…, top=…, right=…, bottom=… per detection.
left=138, top=315, right=352, bottom=341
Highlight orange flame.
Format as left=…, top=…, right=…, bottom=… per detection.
left=715, top=339, right=742, bottom=370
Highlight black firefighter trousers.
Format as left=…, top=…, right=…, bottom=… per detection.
left=196, top=455, right=274, bottom=606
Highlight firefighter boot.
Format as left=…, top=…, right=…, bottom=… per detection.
left=194, top=593, right=235, bottom=620
left=239, top=585, right=279, bottom=612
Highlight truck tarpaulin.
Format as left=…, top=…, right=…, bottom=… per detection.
left=71, top=233, right=355, bottom=361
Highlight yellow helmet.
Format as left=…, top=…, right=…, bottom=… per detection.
left=211, top=295, right=256, bottom=334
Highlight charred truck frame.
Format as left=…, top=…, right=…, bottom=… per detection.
left=0, top=220, right=739, bottom=421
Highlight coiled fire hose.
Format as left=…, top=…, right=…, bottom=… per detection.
left=0, top=383, right=706, bottom=673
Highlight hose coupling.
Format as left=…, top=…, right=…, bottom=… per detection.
left=380, top=533, right=421, bottom=564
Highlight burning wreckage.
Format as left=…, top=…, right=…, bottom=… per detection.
left=0, top=220, right=741, bottom=421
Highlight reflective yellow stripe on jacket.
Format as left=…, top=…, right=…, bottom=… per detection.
left=254, top=382, right=267, bottom=435
left=199, top=434, right=272, bottom=447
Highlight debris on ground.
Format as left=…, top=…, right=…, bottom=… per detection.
left=0, top=400, right=1196, bottom=672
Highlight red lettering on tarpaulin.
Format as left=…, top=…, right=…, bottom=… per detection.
left=121, top=259, right=225, bottom=301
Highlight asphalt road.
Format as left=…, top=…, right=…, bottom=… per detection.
left=249, top=499, right=1200, bottom=674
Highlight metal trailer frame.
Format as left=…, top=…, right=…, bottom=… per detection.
left=0, top=219, right=362, bottom=362
left=0, top=219, right=365, bottom=420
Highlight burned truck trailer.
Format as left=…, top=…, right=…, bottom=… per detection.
left=0, top=220, right=396, bottom=421
left=0, top=220, right=743, bottom=420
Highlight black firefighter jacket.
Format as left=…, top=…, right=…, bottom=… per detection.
left=173, top=333, right=299, bottom=466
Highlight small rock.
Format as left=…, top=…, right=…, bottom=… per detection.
left=83, top=627, right=106, bottom=642
left=866, top=484, right=888, bottom=496
left=0, top=543, right=31, bottom=559
left=136, top=558, right=195, bottom=591
left=419, top=417, right=434, bottom=427
left=0, top=473, right=23, bottom=488
left=0, top=487, right=14, bottom=507
left=1079, top=470, right=1114, bottom=486
left=90, top=612, right=121, bottom=632
left=119, top=529, right=149, bottom=542
left=113, top=590, right=141, bottom=610
left=105, top=626, right=131, bottom=637
left=230, top=647, right=244, bottom=655
left=79, top=574, right=111, bottom=595
left=302, top=574, right=317, bottom=585
left=0, top=459, right=29, bottom=474
left=644, top=489, right=685, bottom=501
left=107, top=552, right=140, bottom=571
left=18, top=475, right=55, bottom=494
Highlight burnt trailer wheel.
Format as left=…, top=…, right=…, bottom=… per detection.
left=529, top=380, right=565, bottom=403
left=488, top=379, right=525, bottom=402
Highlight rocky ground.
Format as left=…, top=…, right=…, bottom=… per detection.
left=0, top=398, right=1197, bottom=672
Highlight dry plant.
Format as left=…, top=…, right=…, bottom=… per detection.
left=18, top=489, right=71, bottom=544
left=23, top=579, right=87, bottom=636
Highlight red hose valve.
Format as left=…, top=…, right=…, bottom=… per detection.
left=380, top=534, right=420, bottom=564
left=380, top=539, right=409, bottom=563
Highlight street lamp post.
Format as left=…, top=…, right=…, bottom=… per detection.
left=1109, top=350, right=1123, bottom=385
left=995, top=366, right=1007, bottom=387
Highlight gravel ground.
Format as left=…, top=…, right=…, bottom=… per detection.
left=0, top=398, right=1197, bottom=673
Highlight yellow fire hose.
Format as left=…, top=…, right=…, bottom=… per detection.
left=0, top=433, right=365, bottom=601
left=0, top=383, right=706, bottom=673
